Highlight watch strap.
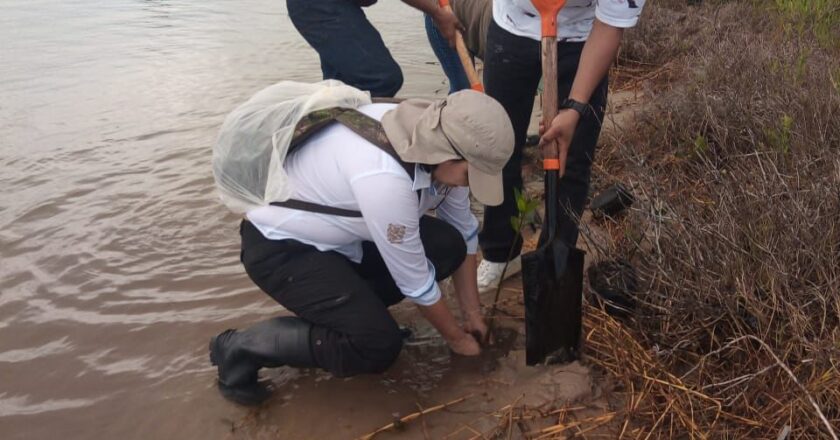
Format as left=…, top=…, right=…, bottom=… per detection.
left=561, top=98, right=589, bottom=118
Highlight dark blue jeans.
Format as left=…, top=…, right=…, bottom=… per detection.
left=478, top=19, right=608, bottom=262
left=287, top=0, right=403, bottom=97
left=424, top=13, right=471, bottom=93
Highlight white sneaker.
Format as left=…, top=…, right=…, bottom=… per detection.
left=477, top=256, right=522, bottom=292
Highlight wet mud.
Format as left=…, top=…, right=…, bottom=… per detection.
left=220, top=277, right=598, bottom=440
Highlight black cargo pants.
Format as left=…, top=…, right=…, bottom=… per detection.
left=478, top=19, right=609, bottom=262
left=239, top=216, right=466, bottom=377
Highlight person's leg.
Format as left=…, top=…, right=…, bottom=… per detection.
left=554, top=43, right=609, bottom=247
left=478, top=19, right=542, bottom=263
left=353, top=215, right=468, bottom=306
left=239, top=221, right=403, bottom=376
left=287, top=0, right=403, bottom=97
left=209, top=315, right=312, bottom=405
left=424, top=14, right=471, bottom=93
left=212, top=221, right=406, bottom=405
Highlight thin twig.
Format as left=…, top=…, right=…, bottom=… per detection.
left=742, top=335, right=838, bottom=440
left=358, top=394, right=475, bottom=440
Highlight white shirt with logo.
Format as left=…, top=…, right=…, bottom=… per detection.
left=493, top=0, right=646, bottom=42
left=246, top=103, right=479, bottom=307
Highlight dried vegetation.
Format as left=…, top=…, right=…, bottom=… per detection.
left=583, top=0, right=840, bottom=438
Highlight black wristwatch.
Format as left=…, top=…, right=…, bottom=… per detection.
left=560, top=98, right=590, bottom=118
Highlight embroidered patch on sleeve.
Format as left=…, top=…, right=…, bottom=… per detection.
left=387, top=223, right=407, bottom=244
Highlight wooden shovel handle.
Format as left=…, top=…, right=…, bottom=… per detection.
left=541, top=36, right=559, bottom=168
left=531, top=0, right=565, bottom=169
left=438, top=0, right=484, bottom=92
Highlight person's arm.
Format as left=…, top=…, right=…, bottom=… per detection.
left=350, top=171, right=480, bottom=355
left=435, top=187, right=486, bottom=339
left=416, top=300, right=480, bottom=355
left=402, top=0, right=464, bottom=45
left=451, top=253, right=486, bottom=339
left=539, top=19, right=623, bottom=172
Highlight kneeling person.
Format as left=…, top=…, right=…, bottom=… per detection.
left=210, top=90, right=514, bottom=405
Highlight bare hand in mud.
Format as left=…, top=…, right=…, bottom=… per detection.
left=462, top=313, right=490, bottom=346
left=446, top=331, right=481, bottom=356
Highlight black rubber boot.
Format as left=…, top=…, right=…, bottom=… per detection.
left=209, top=317, right=314, bottom=406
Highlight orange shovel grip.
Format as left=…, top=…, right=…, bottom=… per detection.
left=543, top=159, right=561, bottom=170
left=530, top=0, right=567, bottom=38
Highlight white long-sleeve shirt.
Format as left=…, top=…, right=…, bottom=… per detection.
left=493, top=0, right=646, bottom=42
left=246, top=103, right=479, bottom=306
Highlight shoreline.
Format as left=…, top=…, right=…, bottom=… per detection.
left=223, top=75, right=647, bottom=439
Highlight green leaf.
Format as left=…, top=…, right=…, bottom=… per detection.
left=510, top=216, right=521, bottom=233
left=514, top=187, right=526, bottom=213
left=693, top=134, right=709, bottom=156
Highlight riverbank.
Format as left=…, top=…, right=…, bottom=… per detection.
left=221, top=53, right=651, bottom=440
left=229, top=1, right=840, bottom=437
left=576, top=1, right=840, bottom=438
left=3, top=0, right=837, bottom=438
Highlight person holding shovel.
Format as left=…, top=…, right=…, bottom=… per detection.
left=287, top=0, right=463, bottom=97
left=424, top=0, right=492, bottom=93
left=476, top=0, right=647, bottom=291
left=210, top=88, right=514, bottom=405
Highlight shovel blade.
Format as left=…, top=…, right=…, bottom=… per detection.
left=522, top=243, right=584, bottom=365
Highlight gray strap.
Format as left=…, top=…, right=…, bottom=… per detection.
left=269, top=199, right=362, bottom=217
left=272, top=105, right=415, bottom=217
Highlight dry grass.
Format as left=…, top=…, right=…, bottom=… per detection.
left=583, top=0, right=840, bottom=438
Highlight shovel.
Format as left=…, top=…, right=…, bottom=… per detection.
left=521, top=0, right=584, bottom=366
left=438, top=0, right=484, bottom=92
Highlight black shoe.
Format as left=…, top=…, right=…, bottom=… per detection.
left=217, top=379, right=272, bottom=406
left=209, top=331, right=271, bottom=406
left=209, top=317, right=315, bottom=406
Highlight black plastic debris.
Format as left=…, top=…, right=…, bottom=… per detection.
left=524, top=134, right=540, bottom=147
left=590, top=184, right=634, bottom=218
left=587, top=259, right=638, bottom=319
left=399, top=327, right=413, bottom=340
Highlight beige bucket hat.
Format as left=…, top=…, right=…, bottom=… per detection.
left=380, top=90, right=514, bottom=206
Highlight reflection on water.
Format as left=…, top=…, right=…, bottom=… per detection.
left=0, top=1, right=447, bottom=438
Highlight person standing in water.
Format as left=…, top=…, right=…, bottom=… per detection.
left=287, top=0, right=464, bottom=97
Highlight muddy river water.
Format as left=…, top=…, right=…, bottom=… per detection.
left=0, top=1, right=466, bottom=438
left=2, top=2, right=599, bottom=438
